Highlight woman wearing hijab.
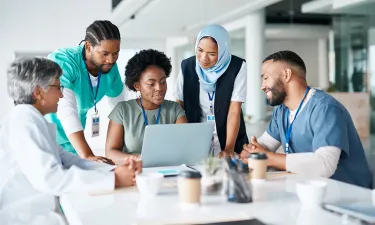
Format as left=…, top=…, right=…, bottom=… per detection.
left=174, top=24, right=248, bottom=158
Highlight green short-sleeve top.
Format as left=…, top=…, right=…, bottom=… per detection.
left=108, top=99, right=185, bottom=154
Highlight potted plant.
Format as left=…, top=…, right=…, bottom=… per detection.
left=201, top=157, right=225, bottom=195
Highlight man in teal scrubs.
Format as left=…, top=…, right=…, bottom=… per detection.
left=45, top=20, right=123, bottom=164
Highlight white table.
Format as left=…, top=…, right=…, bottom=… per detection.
left=61, top=167, right=373, bottom=225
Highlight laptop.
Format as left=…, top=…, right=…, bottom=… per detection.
left=141, top=123, right=214, bottom=168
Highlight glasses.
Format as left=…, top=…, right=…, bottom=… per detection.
left=49, top=85, right=64, bottom=93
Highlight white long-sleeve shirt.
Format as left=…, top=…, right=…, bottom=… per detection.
left=57, top=74, right=125, bottom=137
left=257, top=131, right=341, bottom=177
left=0, top=104, right=115, bottom=225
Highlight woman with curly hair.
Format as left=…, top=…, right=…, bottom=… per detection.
left=105, top=49, right=187, bottom=164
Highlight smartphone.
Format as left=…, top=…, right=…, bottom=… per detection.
left=157, top=169, right=179, bottom=177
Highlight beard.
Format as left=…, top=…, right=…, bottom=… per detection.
left=266, top=79, right=287, bottom=106
left=89, top=57, right=114, bottom=74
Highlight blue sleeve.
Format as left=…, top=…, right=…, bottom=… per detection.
left=266, top=107, right=281, bottom=142
left=310, top=104, right=349, bottom=156
left=106, top=64, right=124, bottom=98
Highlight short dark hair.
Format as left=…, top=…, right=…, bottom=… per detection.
left=263, top=50, right=306, bottom=74
left=84, top=20, right=121, bottom=46
left=7, top=57, right=62, bottom=105
left=125, top=49, right=172, bottom=92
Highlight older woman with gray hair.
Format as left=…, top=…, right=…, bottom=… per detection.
left=0, top=57, right=141, bottom=225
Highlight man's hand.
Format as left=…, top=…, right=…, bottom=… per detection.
left=239, top=146, right=250, bottom=164
left=87, top=155, right=115, bottom=165
left=218, top=149, right=236, bottom=158
left=240, top=136, right=269, bottom=163
left=246, top=136, right=269, bottom=153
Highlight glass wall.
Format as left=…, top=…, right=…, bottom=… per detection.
left=332, top=15, right=369, bottom=92
left=317, top=4, right=375, bottom=179
left=175, top=42, right=194, bottom=68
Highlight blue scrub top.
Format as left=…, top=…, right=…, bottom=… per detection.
left=266, top=89, right=372, bottom=188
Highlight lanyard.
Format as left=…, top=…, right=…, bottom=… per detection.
left=87, top=72, right=101, bottom=113
left=208, top=91, right=215, bottom=114
left=285, top=86, right=310, bottom=154
left=83, top=57, right=101, bottom=114
left=140, top=98, right=161, bottom=126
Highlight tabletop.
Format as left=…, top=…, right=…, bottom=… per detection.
left=60, top=166, right=373, bottom=225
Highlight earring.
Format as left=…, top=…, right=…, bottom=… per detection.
left=136, top=91, right=141, bottom=98
left=41, top=99, right=45, bottom=106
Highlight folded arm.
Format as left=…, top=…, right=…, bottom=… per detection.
left=59, top=147, right=115, bottom=172
left=286, top=147, right=341, bottom=177
left=242, top=132, right=341, bottom=177
left=257, top=132, right=281, bottom=153
left=13, top=120, right=114, bottom=195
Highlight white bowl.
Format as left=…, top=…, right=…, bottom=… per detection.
left=296, top=180, right=327, bottom=208
left=136, top=172, right=164, bottom=197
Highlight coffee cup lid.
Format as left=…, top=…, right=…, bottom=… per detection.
left=248, top=152, right=268, bottom=160
left=179, top=170, right=202, bottom=179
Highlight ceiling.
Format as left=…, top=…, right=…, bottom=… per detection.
left=302, top=0, right=375, bottom=30
left=266, top=0, right=332, bottom=25
left=230, top=24, right=330, bottom=40
left=302, top=0, right=375, bottom=16
left=111, top=0, right=338, bottom=40
left=112, top=0, right=283, bottom=38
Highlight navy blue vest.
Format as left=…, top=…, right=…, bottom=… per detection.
left=181, top=55, right=249, bottom=154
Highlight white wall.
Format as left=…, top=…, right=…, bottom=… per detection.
left=0, top=1, right=156, bottom=156
left=0, top=0, right=112, bottom=124
left=0, top=1, right=170, bottom=155
left=264, top=39, right=320, bottom=87
left=121, top=37, right=166, bottom=51
left=231, top=38, right=321, bottom=88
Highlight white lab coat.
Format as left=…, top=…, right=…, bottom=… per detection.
left=0, top=104, right=115, bottom=225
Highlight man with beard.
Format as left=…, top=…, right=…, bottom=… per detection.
left=240, top=50, right=372, bottom=188
left=45, top=20, right=123, bottom=165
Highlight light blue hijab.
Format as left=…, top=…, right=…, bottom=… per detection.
left=195, top=24, right=232, bottom=92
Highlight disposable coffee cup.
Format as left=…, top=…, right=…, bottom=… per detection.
left=248, top=152, right=268, bottom=181
left=178, top=170, right=202, bottom=205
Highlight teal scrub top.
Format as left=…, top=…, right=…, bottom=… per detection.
left=45, top=45, right=124, bottom=153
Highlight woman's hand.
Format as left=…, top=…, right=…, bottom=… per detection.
left=218, top=149, right=236, bottom=158
left=124, top=154, right=141, bottom=161
left=87, top=155, right=115, bottom=165
left=123, top=157, right=142, bottom=176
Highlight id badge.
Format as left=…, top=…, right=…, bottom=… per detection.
left=207, top=114, right=215, bottom=122
left=91, top=113, right=100, bottom=137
